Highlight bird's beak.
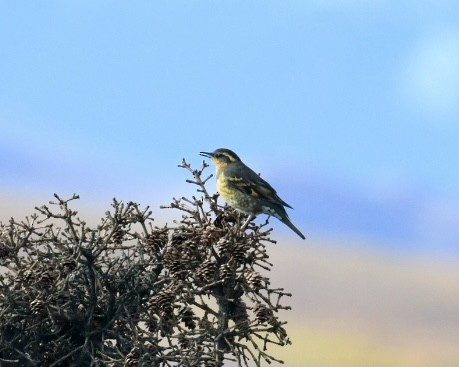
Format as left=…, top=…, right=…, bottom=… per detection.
left=199, top=151, right=213, bottom=158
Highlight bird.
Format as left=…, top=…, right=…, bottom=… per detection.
left=200, top=148, right=305, bottom=240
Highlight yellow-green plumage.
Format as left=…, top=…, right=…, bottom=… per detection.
left=200, top=148, right=305, bottom=240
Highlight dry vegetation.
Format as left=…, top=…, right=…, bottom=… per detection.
left=0, top=160, right=291, bottom=366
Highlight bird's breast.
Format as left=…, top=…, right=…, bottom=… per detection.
left=217, top=171, right=261, bottom=214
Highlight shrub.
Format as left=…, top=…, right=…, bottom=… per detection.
left=0, top=159, right=291, bottom=366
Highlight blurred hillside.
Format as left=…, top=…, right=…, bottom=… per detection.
left=270, top=240, right=459, bottom=367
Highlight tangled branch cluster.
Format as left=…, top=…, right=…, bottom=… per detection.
left=0, top=160, right=291, bottom=366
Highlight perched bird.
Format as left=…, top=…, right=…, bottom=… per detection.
left=200, top=148, right=305, bottom=240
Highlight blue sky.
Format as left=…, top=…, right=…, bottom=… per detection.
left=1, top=1, right=458, bottom=256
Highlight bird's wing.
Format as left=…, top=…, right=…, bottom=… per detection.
left=225, top=166, right=292, bottom=208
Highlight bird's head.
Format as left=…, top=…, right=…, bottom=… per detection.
left=200, top=148, right=241, bottom=169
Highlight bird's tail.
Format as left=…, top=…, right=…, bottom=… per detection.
left=280, top=216, right=306, bottom=240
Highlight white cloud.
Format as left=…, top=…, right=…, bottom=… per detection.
left=400, top=29, right=459, bottom=121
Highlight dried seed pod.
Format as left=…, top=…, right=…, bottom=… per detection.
left=147, top=229, right=168, bottom=251
left=213, top=210, right=238, bottom=228
left=125, top=348, right=140, bottom=366
left=159, top=317, right=174, bottom=337
left=112, top=228, right=124, bottom=246
left=30, top=299, right=44, bottom=315
left=219, top=263, right=234, bottom=281
left=200, top=225, right=224, bottom=244
left=253, top=303, right=273, bottom=324
left=195, top=259, right=217, bottom=282
left=170, top=232, right=191, bottom=246
left=216, top=237, right=233, bottom=255
left=180, top=307, right=196, bottom=330
left=149, top=290, right=175, bottom=315
left=146, top=317, right=158, bottom=333
left=232, top=242, right=248, bottom=264
left=246, top=270, right=264, bottom=291
left=163, top=248, right=184, bottom=276
left=157, top=292, right=174, bottom=310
